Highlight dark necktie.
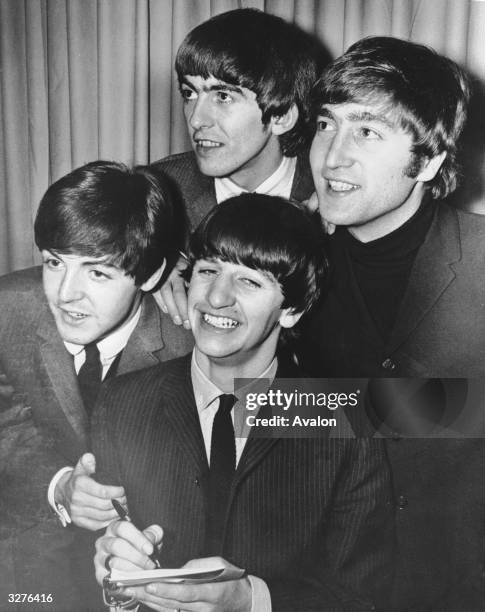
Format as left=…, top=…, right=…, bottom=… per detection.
left=206, top=393, right=237, bottom=554
left=77, top=342, right=102, bottom=417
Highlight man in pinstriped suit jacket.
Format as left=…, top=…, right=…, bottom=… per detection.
left=93, top=195, right=394, bottom=612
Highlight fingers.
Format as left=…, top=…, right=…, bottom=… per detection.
left=60, top=460, right=127, bottom=530
left=171, top=274, right=190, bottom=328
left=143, top=524, right=164, bottom=548
left=75, top=452, right=96, bottom=475
left=323, top=219, right=336, bottom=235
left=159, top=283, right=183, bottom=326
left=94, top=521, right=161, bottom=584
left=304, top=191, right=320, bottom=213
left=69, top=480, right=126, bottom=529
left=152, top=289, right=169, bottom=314
left=73, top=473, right=126, bottom=501
left=155, top=258, right=190, bottom=328
left=108, top=521, right=162, bottom=559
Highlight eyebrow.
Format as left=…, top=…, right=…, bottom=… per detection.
left=80, top=260, right=118, bottom=269
left=318, top=106, right=395, bottom=129
left=45, top=250, right=120, bottom=269
left=180, top=78, right=244, bottom=96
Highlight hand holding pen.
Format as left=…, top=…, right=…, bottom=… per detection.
left=111, top=499, right=161, bottom=568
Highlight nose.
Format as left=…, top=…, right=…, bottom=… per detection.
left=207, top=274, right=236, bottom=309
left=324, top=130, right=354, bottom=170
left=188, top=95, right=214, bottom=131
left=58, top=269, right=84, bottom=303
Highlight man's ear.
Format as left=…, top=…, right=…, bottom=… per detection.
left=279, top=307, right=303, bottom=329
left=140, top=259, right=167, bottom=292
left=270, top=103, right=299, bottom=136
left=416, top=151, right=447, bottom=183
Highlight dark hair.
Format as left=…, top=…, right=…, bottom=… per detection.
left=312, top=36, right=471, bottom=199
left=176, top=8, right=323, bottom=156
left=186, top=193, right=327, bottom=318
left=34, top=161, right=181, bottom=286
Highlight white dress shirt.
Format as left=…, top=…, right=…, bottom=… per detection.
left=214, top=155, right=297, bottom=204
left=190, top=351, right=276, bottom=612
left=63, top=306, right=141, bottom=378
left=48, top=306, right=142, bottom=524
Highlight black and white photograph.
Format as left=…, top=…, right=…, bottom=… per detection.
left=2, top=1, right=485, bottom=611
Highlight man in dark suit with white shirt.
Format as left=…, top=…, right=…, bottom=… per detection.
left=92, top=194, right=394, bottom=612
left=151, top=8, right=326, bottom=327
left=0, top=161, right=192, bottom=610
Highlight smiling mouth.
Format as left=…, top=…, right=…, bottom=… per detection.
left=59, top=309, right=89, bottom=321
left=327, top=179, right=360, bottom=192
left=203, top=313, right=239, bottom=329
left=195, top=139, right=223, bottom=149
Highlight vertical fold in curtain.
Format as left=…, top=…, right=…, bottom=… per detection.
left=0, top=0, right=44, bottom=273
left=98, top=0, right=149, bottom=164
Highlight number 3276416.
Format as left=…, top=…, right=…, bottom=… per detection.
left=8, top=594, right=53, bottom=603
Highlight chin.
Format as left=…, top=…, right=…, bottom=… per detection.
left=56, top=326, right=97, bottom=346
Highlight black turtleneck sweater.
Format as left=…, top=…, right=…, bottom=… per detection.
left=298, top=199, right=437, bottom=377
left=343, top=200, right=436, bottom=342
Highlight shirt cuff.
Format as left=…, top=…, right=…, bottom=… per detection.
left=47, top=466, right=74, bottom=526
left=248, top=574, right=271, bottom=612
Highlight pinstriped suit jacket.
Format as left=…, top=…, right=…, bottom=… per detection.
left=92, top=355, right=394, bottom=611
left=151, top=150, right=315, bottom=231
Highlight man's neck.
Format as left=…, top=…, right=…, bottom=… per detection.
left=194, top=347, right=276, bottom=392
left=348, top=183, right=426, bottom=243
left=226, top=139, right=284, bottom=192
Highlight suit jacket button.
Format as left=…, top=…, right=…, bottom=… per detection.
left=397, top=495, right=408, bottom=509
left=194, top=477, right=200, bottom=486
left=382, top=358, right=396, bottom=371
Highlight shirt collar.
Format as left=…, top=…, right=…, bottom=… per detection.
left=63, top=305, right=142, bottom=362
left=214, top=156, right=297, bottom=204
left=190, top=350, right=278, bottom=414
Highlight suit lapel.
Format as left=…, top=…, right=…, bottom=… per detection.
left=118, top=297, right=165, bottom=374
left=187, top=176, right=216, bottom=230
left=291, top=152, right=314, bottom=203
left=389, top=205, right=461, bottom=351
left=36, top=316, right=88, bottom=446
left=231, top=365, right=291, bottom=487
left=162, top=356, right=209, bottom=476
left=34, top=296, right=165, bottom=447
left=234, top=437, right=279, bottom=487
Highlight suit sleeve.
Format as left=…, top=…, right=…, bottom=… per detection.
left=267, top=439, right=394, bottom=612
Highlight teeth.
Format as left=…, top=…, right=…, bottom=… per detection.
left=203, top=313, right=238, bottom=329
left=67, top=311, right=87, bottom=319
left=196, top=140, right=221, bottom=148
left=328, top=180, right=358, bottom=192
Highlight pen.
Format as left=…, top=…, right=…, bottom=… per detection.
left=111, top=499, right=161, bottom=568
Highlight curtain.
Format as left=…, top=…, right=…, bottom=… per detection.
left=1, top=0, right=485, bottom=274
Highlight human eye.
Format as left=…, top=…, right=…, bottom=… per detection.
left=357, top=125, right=381, bottom=140
left=316, top=117, right=335, bottom=132
left=89, top=267, right=112, bottom=281
left=42, top=254, right=63, bottom=270
left=239, top=275, right=262, bottom=289
left=195, top=261, right=218, bottom=277
left=216, top=90, right=234, bottom=104
left=180, top=85, right=197, bottom=102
